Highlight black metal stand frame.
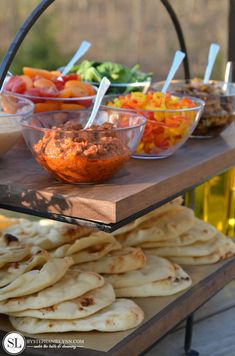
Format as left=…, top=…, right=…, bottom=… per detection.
left=0, top=1, right=228, bottom=355
left=184, top=314, right=200, bottom=356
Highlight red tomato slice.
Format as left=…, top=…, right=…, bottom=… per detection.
left=24, top=88, right=42, bottom=97
left=24, top=88, right=43, bottom=103
left=4, top=76, right=27, bottom=94
left=62, top=74, right=80, bottom=82
left=39, top=87, right=59, bottom=98
left=52, top=79, right=65, bottom=91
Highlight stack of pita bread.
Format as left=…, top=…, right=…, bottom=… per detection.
left=0, top=221, right=144, bottom=334
left=2, top=194, right=233, bottom=335
left=113, top=199, right=235, bottom=266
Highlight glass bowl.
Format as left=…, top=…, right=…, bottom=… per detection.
left=20, top=109, right=146, bottom=183
left=0, top=92, right=34, bottom=158
left=102, top=93, right=204, bottom=159
left=3, top=75, right=97, bottom=113
left=90, top=80, right=151, bottom=95
left=153, top=79, right=235, bottom=138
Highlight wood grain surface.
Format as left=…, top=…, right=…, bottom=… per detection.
left=0, top=127, right=235, bottom=224
left=1, top=258, right=235, bottom=356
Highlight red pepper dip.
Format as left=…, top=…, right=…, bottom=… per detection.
left=33, top=121, right=130, bottom=183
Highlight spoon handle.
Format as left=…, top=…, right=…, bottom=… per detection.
left=61, top=40, right=91, bottom=76
left=224, top=61, right=233, bottom=83
left=84, top=77, right=111, bottom=130
left=223, top=61, right=233, bottom=93
left=161, top=51, right=185, bottom=93
left=203, top=43, right=220, bottom=84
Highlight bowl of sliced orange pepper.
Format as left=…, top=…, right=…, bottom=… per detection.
left=102, top=91, right=205, bottom=159
left=3, top=67, right=96, bottom=113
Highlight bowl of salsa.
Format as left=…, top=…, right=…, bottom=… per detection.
left=19, top=108, right=146, bottom=183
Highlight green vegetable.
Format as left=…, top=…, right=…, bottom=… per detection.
left=70, top=60, right=152, bottom=84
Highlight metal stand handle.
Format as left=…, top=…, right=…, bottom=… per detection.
left=160, top=0, right=191, bottom=80
left=0, top=0, right=55, bottom=89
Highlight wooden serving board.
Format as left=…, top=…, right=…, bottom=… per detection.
left=0, top=127, right=235, bottom=227
left=0, top=258, right=235, bottom=356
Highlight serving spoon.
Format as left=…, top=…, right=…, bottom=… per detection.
left=222, top=61, right=233, bottom=93
left=203, top=43, right=220, bottom=84
left=60, top=40, right=91, bottom=77
left=83, top=76, right=110, bottom=130
left=161, top=50, right=185, bottom=93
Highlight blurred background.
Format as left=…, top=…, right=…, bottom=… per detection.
left=0, top=0, right=230, bottom=80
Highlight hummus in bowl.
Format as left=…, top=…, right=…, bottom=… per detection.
left=0, top=92, right=34, bottom=158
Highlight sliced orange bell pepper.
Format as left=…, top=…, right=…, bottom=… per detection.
left=59, top=103, right=85, bottom=110
left=35, top=102, right=60, bottom=113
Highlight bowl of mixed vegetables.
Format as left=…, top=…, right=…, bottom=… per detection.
left=3, top=67, right=97, bottom=113
left=102, top=92, right=204, bottom=159
left=68, top=60, right=152, bottom=94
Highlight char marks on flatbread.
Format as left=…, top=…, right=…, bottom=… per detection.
left=3, top=219, right=93, bottom=250
left=114, top=263, right=192, bottom=297
left=8, top=283, right=115, bottom=319
left=76, top=247, right=146, bottom=274
left=10, top=299, right=144, bottom=333
left=0, top=248, right=51, bottom=288
left=52, top=232, right=121, bottom=264
left=0, top=257, right=73, bottom=301
left=0, top=270, right=104, bottom=313
left=104, top=255, right=176, bottom=288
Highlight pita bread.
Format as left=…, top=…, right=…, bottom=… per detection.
left=0, top=270, right=104, bottom=313
left=75, top=247, right=146, bottom=274
left=104, top=255, right=176, bottom=288
left=116, top=206, right=195, bottom=247
left=0, top=248, right=51, bottom=288
left=146, top=233, right=235, bottom=257
left=0, top=257, right=73, bottom=301
left=166, top=247, right=235, bottom=265
left=52, top=232, right=121, bottom=264
left=140, top=218, right=218, bottom=248
left=8, top=283, right=115, bottom=319
left=0, top=245, right=31, bottom=268
left=10, top=299, right=144, bottom=333
left=114, top=263, right=192, bottom=297
left=113, top=196, right=183, bottom=236
left=3, top=219, right=93, bottom=250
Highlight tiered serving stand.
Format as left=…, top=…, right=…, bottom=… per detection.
left=0, top=1, right=234, bottom=355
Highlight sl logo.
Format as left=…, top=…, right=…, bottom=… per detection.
left=2, top=332, right=26, bottom=355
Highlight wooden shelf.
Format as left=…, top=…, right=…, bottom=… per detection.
left=1, top=258, right=235, bottom=356
left=0, top=127, right=235, bottom=230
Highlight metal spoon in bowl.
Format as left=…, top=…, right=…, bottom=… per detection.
left=84, top=77, right=111, bottom=130
left=60, top=40, right=91, bottom=77
left=161, top=50, right=185, bottom=93
left=203, top=43, right=220, bottom=84
left=223, top=61, right=233, bottom=93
